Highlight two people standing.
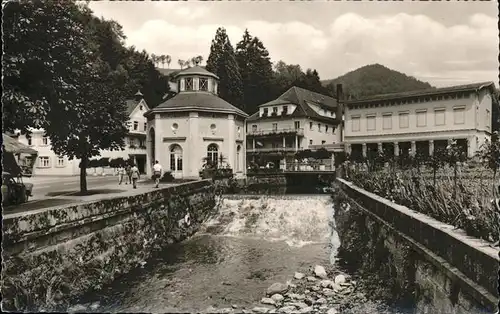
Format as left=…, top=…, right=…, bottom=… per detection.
left=118, top=163, right=140, bottom=188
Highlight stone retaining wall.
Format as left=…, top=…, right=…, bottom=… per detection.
left=335, top=178, right=499, bottom=313
left=2, top=180, right=216, bottom=312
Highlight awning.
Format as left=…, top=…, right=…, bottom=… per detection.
left=2, top=133, right=38, bottom=155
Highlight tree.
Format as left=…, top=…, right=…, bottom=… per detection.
left=206, top=27, right=244, bottom=109
left=236, top=29, right=275, bottom=115
left=178, top=59, right=185, bottom=69
left=166, top=55, right=172, bottom=68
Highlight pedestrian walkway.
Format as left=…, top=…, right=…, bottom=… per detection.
left=4, top=180, right=177, bottom=218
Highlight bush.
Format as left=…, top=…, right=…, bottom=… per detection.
left=157, top=171, right=174, bottom=182
left=247, top=168, right=284, bottom=175
left=199, top=168, right=233, bottom=180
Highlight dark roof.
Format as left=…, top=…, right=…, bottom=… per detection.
left=125, top=99, right=148, bottom=115
left=152, top=92, right=247, bottom=117
left=2, top=134, right=38, bottom=155
left=174, top=66, right=219, bottom=79
left=157, top=68, right=181, bottom=77
left=248, top=86, right=339, bottom=123
left=345, top=81, right=496, bottom=105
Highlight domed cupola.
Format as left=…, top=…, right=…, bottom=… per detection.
left=175, top=64, right=219, bottom=95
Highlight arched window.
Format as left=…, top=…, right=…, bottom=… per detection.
left=207, top=144, right=218, bottom=166
left=170, top=144, right=183, bottom=172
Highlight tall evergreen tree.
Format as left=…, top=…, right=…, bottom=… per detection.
left=206, top=27, right=244, bottom=109
left=236, top=29, right=275, bottom=114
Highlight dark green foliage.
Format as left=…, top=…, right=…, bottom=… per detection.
left=236, top=29, right=275, bottom=115
left=323, top=64, right=433, bottom=99
left=206, top=27, right=244, bottom=109
left=159, top=171, right=175, bottom=183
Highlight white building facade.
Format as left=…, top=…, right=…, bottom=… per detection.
left=343, top=82, right=495, bottom=158
left=144, top=66, right=248, bottom=179
left=15, top=92, right=151, bottom=176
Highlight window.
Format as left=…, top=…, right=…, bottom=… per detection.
left=399, top=112, right=409, bottom=128
left=272, top=123, right=278, bottom=131
left=199, top=78, right=208, bottom=91
left=140, top=105, right=143, bottom=111
left=366, top=115, right=376, bottom=131
left=252, top=125, right=257, bottom=132
left=322, top=140, right=326, bottom=145
left=263, top=108, right=269, bottom=116
left=185, top=78, right=193, bottom=91
left=133, top=121, right=138, bottom=130
left=382, top=113, right=392, bottom=130
left=283, top=106, right=288, bottom=115
left=42, top=136, right=48, bottom=145
left=434, top=108, right=445, bottom=126
left=237, top=126, right=241, bottom=136
left=453, top=107, right=465, bottom=124
left=144, top=123, right=147, bottom=131
left=170, top=144, right=183, bottom=171
left=27, top=135, right=32, bottom=146
left=309, top=122, right=313, bottom=130
left=325, top=125, right=329, bottom=133
left=416, top=110, right=427, bottom=127
left=207, top=144, right=218, bottom=165
left=210, top=123, right=217, bottom=131
left=486, top=109, right=491, bottom=129
left=39, top=156, right=50, bottom=168
left=294, top=121, right=300, bottom=129
left=318, top=123, right=321, bottom=132
left=273, top=107, right=278, bottom=113
left=309, top=140, right=313, bottom=145
left=56, top=156, right=65, bottom=167
left=351, top=116, right=360, bottom=132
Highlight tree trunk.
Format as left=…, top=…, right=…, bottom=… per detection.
left=80, top=156, right=88, bottom=193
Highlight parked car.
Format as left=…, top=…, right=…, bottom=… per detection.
left=1, top=172, right=34, bottom=206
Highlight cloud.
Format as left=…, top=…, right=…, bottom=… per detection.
left=120, top=10, right=497, bottom=87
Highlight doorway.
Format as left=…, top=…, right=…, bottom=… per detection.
left=169, top=144, right=183, bottom=178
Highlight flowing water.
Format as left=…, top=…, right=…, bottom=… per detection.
left=74, top=193, right=342, bottom=313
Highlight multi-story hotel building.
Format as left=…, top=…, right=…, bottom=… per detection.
left=343, top=82, right=496, bottom=159
left=246, top=86, right=344, bottom=168
left=15, top=91, right=151, bottom=175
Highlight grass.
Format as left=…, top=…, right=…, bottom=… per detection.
left=344, top=164, right=500, bottom=243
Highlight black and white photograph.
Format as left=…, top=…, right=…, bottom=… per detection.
left=1, top=0, right=499, bottom=313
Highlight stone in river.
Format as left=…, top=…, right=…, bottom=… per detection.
left=253, top=307, right=272, bottom=313
left=315, top=298, right=327, bottom=305
left=267, top=282, right=289, bottom=296
left=67, top=304, right=87, bottom=312
left=314, top=265, right=328, bottom=279
left=326, top=308, right=339, bottom=314
left=294, top=272, right=305, bottom=280
left=299, top=306, right=313, bottom=313
left=261, top=297, right=276, bottom=306
left=306, top=276, right=317, bottom=282
left=291, top=302, right=309, bottom=309
left=271, top=294, right=285, bottom=303
left=310, top=285, right=320, bottom=292
left=334, top=274, right=346, bottom=284
left=278, top=305, right=297, bottom=314
left=320, top=280, right=335, bottom=288
left=288, top=293, right=305, bottom=300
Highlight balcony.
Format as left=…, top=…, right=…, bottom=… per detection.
left=309, top=143, right=345, bottom=152
left=247, top=128, right=304, bottom=137
left=247, top=147, right=300, bottom=153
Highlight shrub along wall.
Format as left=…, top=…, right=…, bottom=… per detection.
left=2, top=180, right=217, bottom=312
left=334, top=178, right=499, bottom=313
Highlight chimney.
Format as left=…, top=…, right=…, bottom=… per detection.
left=335, top=84, right=344, bottom=123
left=134, top=90, right=144, bottom=101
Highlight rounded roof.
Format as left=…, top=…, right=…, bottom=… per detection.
left=174, top=66, right=219, bottom=80
left=151, top=92, right=248, bottom=118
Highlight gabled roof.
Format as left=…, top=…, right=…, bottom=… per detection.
left=248, top=86, right=339, bottom=123
left=148, top=92, right=248, bottom=118
left=345, top=81, right=496, bottom=105
left=125, top=98, right=148, bottom=115
left=2, top=133, right=38, bottom=155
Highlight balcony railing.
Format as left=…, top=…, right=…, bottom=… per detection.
left=309, top=143, right=345, bottom=151
left=247, top=147, right=300, bottom=153
left=247, top=128, right=304, bottom=137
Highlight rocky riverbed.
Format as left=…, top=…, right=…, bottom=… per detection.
left=200, top=264, right=391, bottom=314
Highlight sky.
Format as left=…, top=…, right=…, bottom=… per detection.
left=88, top=0, right=499, bottom=88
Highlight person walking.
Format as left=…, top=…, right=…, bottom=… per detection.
left=125, top=164, right=132, bottom=185
left=117, top=165, right=125, bottom=185
left=130, top=164, right=140, bottom=189
left=152, top=160, right=162, bottom=188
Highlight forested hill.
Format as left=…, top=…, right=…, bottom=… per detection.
left=322, top=64, right=434, bottom=99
